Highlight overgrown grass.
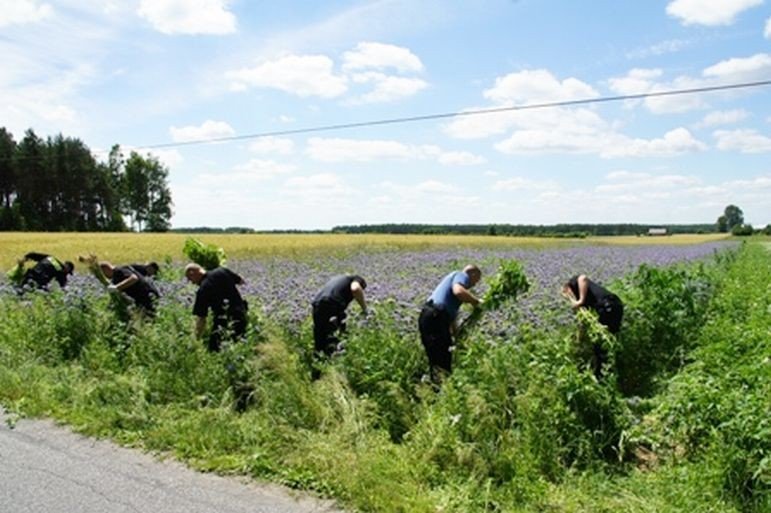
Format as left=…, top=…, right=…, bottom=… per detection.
left=0, top=242, right=767, bottom=512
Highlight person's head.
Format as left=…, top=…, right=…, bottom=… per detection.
left=64, top=261, right=74, bottom=275
left=146, top=262, right=160, bottom=276
left=184, top=263, right=206, bottom=285
left=463, top=264, right=481, bottom=287
left=99, top=262, right=115, bottom=279
left=351, top=275, right=367, bottom=290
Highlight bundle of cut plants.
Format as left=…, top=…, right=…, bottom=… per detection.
left=458, top=259, right=530, bottom=337
left=183, top=237, right=227, bottom=270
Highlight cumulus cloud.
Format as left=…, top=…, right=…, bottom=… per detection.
left=0, top=0, right=53, bottom=27
left=248, top=136, right=295, bottom=155
left=666, top=0, right=762, bottom=26
left=597, top=171, right=701, bottom=194
left=137, top=0, right=236, bottom=35
left=608, top=54, right=771, bottom=114
left=483, top=69, right=598, bottom=104
left=342, top=42, right=424, bottom=73
left=283, top=173, right=355, bottom=201
left=169, top=120, right=235, bottom=142
left=766, top=17, right=771, bottom=38
left=348, top=72, right=428, bottom=103
left=493, top=177, right=560, bottom=192
left=226, top=54, right=348, bottom=98
left=305, top=137, right=486, bottom=165
left=625, top=39, right=691, bottom=60
left=696, top=109, right=748, bottom=128
left=195, top=159, right=294, bottom=187
left=714, top=129, right=771, bottom=153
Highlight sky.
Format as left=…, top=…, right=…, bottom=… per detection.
left=2, top=0, right=771, bottom=229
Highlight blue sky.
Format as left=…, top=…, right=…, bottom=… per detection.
left=2, top=0, right=770, bottom=229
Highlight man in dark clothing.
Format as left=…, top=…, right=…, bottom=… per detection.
left=99, top=261, right=160, bottom=316
left=419, top=265, right=482, bottom=381
left=18, top=252, right=74, bottom=290
left=127, top=262, right=160, bottom=277
left=312, top=275, right=367, bottom=357
left=563, top=274, right=624, bottom=376
left=185, top=263, right=248, bottom=352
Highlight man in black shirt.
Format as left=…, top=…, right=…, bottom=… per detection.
left=98, top=261, right=160, bottom=316
left=311, top=275, right=367, bottom=357
left=185, top=263, right=248, bottom=352
left=17, top=252, right=74, bottom=290
left=563, top=274, right=624, bottom=376
left=127, top=262, right=160, bottom=277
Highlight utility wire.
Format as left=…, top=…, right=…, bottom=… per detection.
left=3, top=79, right=771, bottom=161
left=136, top=79, right=771, bottom=150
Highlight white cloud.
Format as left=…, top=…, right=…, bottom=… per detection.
left=702, top=53, right=771, bottom=82
left=714, top=129, right=771, bottom=153
left=148, top=149, right=184, bottom=168
left=284, top=173, right=355, bottom=201
left=494, top=177, right=560, bottom=191
left=596, top=171, right=701, bottom=193
left=0, top=0, right=53, bottom=27
left=349, top=72, right=428, bottom=103
left=607, top=68, right=706, bottom=113
left=415, top=180, right=459, bottom=194
left=601, top=128, right=708, bottom=158
left=625, top=39, right=691, bottom=60
left=248, top=136, right=295, bottom=155
left=666, top=0, right=762, bottom=26
left=483, top=69, right=598, bottom=104
left=305, top=137, right=486, bottom=166
left=342, top=42, right=424, bottom=73
left=696, top=109, right=749, bottom=128
left=766, top=17, right=771, bottom=38
left=226, top=54, right=348, bottom=98
left=196, top=159, right=295, bottom=187
left=137, top=0, right=236, bottom=35
left=169, top=120, right=235, bottom=143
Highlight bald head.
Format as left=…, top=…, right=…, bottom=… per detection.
left=463, top=264, right=481, bottom=286
left=185, top=263, right=206, bottom=285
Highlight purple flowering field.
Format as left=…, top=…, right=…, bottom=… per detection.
left=2, top=240, right=735, bottom=340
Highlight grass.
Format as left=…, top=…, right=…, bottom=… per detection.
left=0, top=236, right=767, bottom=512
left=0, top=232, right=730, bottom=268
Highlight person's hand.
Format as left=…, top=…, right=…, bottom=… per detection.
left=107, top=284, right=119, bottom=294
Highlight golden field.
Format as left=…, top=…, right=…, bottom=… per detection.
left=0, top=232, right=730, bottom=269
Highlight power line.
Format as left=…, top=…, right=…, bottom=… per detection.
left=136, top=79, right=771, bottom=151
left=3, top=78, right=771, bottom=161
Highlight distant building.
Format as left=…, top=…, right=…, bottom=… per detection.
left=648, top=227, right=668, bottom=236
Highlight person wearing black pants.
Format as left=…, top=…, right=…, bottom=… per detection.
left=563, top=274, right=624, bottom=377
left=311, top=275, right=367, bottom=357
left=419, top=265, right=482, bottom=382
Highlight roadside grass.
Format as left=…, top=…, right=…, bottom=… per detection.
left=0, top=241, right=767, bottom=512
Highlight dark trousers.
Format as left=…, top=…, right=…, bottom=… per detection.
left=209, top=311, right=247, bottom=352
left=418, top=302, right=453, bottom=381
left=312, top=302, right=346, bottom=357
left=591, top=295, right=624, bottom=377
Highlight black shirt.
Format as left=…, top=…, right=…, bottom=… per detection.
left=566, top=275, right=616, bottom=308
left=112, top=266, right=158, bottom=305
left=193, top=267, right=246, bottom=318
left=312, top=275, right=357, bottom=310
left=128, top=264, right=153, bottom=276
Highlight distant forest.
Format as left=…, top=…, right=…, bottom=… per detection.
left=332, top=223, right=718, bottom=237
left=0, top=128, right=172, bottom=232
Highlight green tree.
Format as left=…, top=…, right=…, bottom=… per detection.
left=723, top=205, right=744, bottom=231
left=0, top=128, right=18, bottom=229
left=717, top=215, right=728, bottom=233
left=123, top=151, right=172, bottom=232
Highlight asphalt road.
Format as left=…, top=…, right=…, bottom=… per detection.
left=0, top=409, right=343, bottom=513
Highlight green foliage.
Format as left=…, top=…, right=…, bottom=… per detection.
left=0, top=244, right=768, bottom=512
left=182, top=237, right=227, bottom=270
left=731, top=223, right=754, bottom=236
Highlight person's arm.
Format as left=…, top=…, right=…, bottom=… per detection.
left=109, top=273, right=139, bottom=293
left=452, top=282, right=481, bottom=307
left=351, top=281, right=367, bottom=313
left=194, top=316, right=207, bottom=339
left=571, top=275, right=589, bottom=309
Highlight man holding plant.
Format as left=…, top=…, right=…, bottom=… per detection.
left=11, top=252, right=74, bottom=291
left=419, top=264, right=482, bottom=381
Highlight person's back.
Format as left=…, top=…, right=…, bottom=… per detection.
left=428, top=271, right=468, bottom=320
left=565, top=275, right=616, bottom=309
left=112, top=265, right=159, bottom=312
left=313, top=275, right=356, bottom=309
left=194, top=267, right=246, bottom=318
left=22, top=252, right=73, bottom=289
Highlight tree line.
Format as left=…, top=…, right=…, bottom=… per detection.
left=332, top=223, right=719, bottom=237
left=0, top=127, right=172, bottom=232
